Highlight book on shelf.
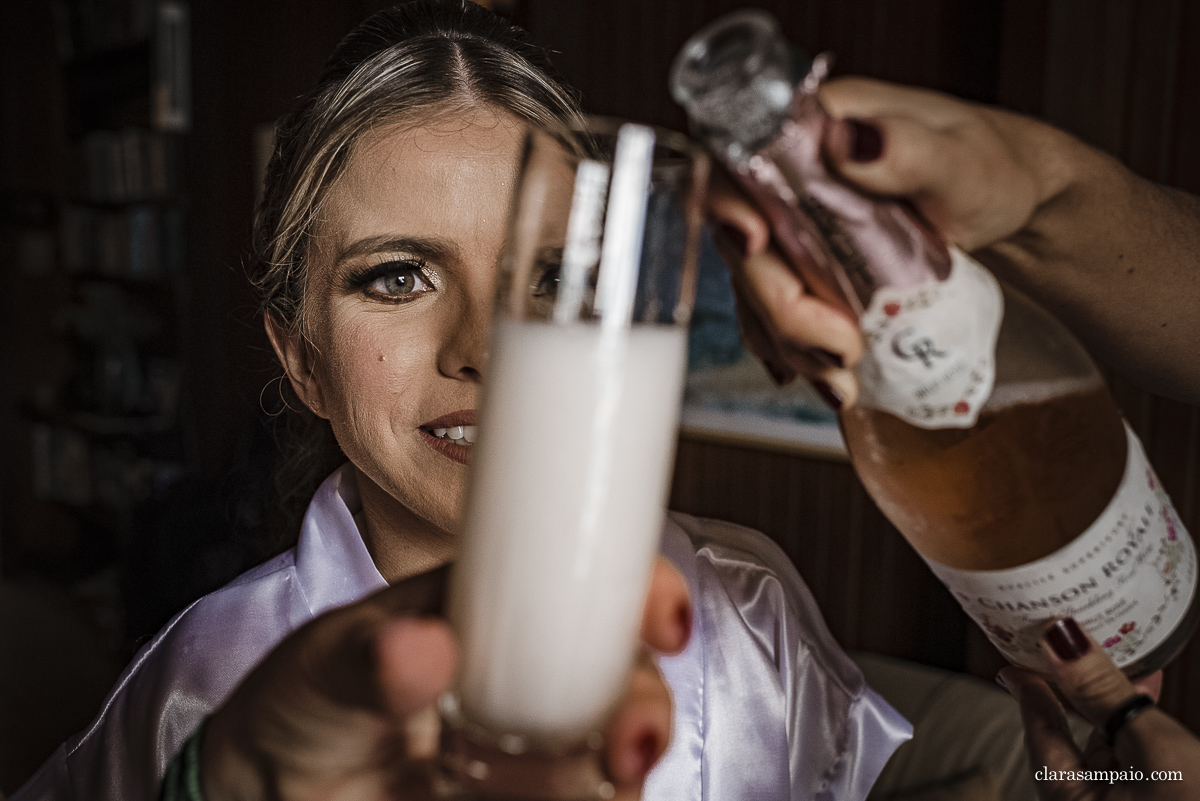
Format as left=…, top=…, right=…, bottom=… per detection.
left=31, top=424, right=93, bottom=507
left=62, top=1, right=190, bottom=133
left=60, top=0, right=157, bottom=58
left=152, top=2, right=190, bottom=132
left=31, top=421, right=186, bottom=510
left=60, top=202, right=184, bottom=279
left=81, top=128, right=177, bottom=202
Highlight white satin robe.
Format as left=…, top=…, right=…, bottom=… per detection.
left=14, top=465, right=909, bottom=801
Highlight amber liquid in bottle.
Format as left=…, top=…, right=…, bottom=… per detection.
left=844, top=383, right=1125, bottom=571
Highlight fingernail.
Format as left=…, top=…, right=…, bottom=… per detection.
left=632, top=731, right=659, bottom=780
left=994, top=673, right=1009, bottom=693
left=1045, top=618, right=1091, bottom=662
left=810, top=348, right=845, bottom=369
left=676, top=604, right=693, bottom=647
left=715, top=223, right=747, bottom=257
left=848, top=119, right=883, bottom=162
left=812, top=379, right=844, bottom=411
left=764, top=359, right=790, bottom=386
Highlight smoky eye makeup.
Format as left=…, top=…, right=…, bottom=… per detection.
left=342, top=256, right=441, bottom=302
left=531, top=251, right=563, bottom=298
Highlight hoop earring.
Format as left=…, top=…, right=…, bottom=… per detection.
left=260, top=374, right=299, bottom=417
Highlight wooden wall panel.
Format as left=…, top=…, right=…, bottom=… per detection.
left=523, top=0, right=983, bottom=132
left=996, top=0, right=1049, bottom=114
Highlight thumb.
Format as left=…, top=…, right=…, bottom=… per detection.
left=376, top=618, right=458, bottom=719
left=998, top=666, right=1089, bottom=787
left=817, top=76, right=1039, bottom=250
left=823, top=111, right=947, bottom=200
left=376, top=618, right=457, bottom=763
left=822, top=110, right=991, bottom=250
left=818, top=77, right=955, bottom=201
left=1036, top=617, right=1146, bottom=729
left=640, top=557, right=692, bottom=656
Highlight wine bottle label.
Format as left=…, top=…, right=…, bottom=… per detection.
left=855, top=248, right=1003, bottom=429
left=925, top=423, right=1198, bottom=670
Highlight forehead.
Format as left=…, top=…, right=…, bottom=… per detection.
left=319, top=109, right=526, bottom=253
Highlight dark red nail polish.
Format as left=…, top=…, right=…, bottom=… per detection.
left=715, top=223, right=747, bottom=257
left=1045, top=618, right=1090, bottom=662
left=848, top=119, right=883, bottom=162
left=764, top=359, right=789, bottom=386
left=677, top=604, right=693, bottom=647
left=812, top=379, right=844, bottom=411
left=633, top=731, right=659, bottom=779
left=811, top=348, right=845, bottom=369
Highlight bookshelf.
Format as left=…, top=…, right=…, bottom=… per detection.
left=12, top=0, right=191, bottom=581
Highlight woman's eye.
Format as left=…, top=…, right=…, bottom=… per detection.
left=533, top=263, right=562, bottom=297
left=368, top=264, right=433, bottom=298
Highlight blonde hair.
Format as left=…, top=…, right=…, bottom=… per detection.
left=250, top=0, right=584, bottom=544
left=251, top=0, right=583, bottom=338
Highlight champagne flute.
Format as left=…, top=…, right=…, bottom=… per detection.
left=438, top=118, right=708, bottom=800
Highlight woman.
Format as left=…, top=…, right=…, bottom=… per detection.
left=12, top=3, right=908, bottom=800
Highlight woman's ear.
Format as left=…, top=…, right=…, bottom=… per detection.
left=264, top=313, right=330, bottom=419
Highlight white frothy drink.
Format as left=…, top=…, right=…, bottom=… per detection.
left=450, top=319, right=688, bottom=742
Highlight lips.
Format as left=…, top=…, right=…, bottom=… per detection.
left=421, top=410, right=476, bottom=429
left=419, top=409, right=477, bottom=464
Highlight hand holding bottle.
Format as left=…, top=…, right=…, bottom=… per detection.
left=706, top=76, right=1061, bottom=402
left=1000, top=618, right=1200, bottom=800
left=192, top=560, right=690, bottom=801
left=678, top=10, right=1196, bottom=677
left=707, top=75, right=1200, bottom=405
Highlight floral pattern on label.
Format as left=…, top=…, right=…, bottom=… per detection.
left=925, top=423, right=1198, bottom=670
left=855, top=248, right=1004, bottom=429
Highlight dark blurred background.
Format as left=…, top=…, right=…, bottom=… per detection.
left=2, top=0, right=1199, bottom=792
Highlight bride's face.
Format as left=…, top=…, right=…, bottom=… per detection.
left=274, top=108, right=524, bottom=550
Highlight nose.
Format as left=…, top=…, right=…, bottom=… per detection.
left=437, top=285, right=490, bottom=383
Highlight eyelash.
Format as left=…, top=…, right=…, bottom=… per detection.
left=532, top=261, right=562, bottom=297
left=347, top=258, right=436, bottom=303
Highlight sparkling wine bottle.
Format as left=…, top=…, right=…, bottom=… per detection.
left=671, top=10, right=1199, bottom=675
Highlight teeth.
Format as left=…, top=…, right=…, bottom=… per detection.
left=429, top=424, right=477, bottom=445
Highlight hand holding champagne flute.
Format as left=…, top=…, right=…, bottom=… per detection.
left=192, top=561, right=691, bottom=801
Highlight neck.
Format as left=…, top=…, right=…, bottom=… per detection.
left=351, top=467, right=457, bottom=584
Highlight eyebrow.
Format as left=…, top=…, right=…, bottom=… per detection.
left=333, top=234, right=462, bottom=267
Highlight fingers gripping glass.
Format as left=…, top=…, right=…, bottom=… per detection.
left=437, top=119, right=708, bottom=800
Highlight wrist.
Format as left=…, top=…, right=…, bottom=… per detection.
left=972, top=108, right=1126, bottom=281
left=987, top=106, right=1088, bottom=213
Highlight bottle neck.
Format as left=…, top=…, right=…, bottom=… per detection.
left=670, top=10, right=796, bottom=163
left=673, top=10, right=952, bottom=315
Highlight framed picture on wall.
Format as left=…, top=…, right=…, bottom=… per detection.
left=682, top=231, right=847, bottom=460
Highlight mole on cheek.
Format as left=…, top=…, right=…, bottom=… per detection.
left=378, top=353, right=387, bottom=362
